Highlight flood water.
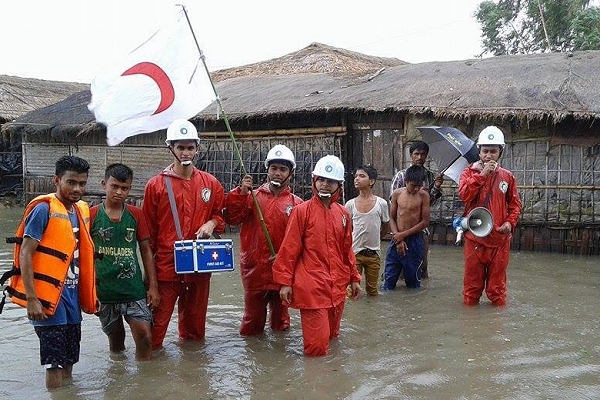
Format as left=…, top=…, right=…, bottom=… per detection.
left=1, top=205, right=600, bottom=400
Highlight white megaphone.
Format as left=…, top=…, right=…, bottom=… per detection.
left=453, top=207, right=494, bottom=244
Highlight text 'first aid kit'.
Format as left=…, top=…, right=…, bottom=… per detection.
left=174, top=239, right=235, bottom=274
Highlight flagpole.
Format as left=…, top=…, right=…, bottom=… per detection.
left=178, top=4, right=276, bottom=257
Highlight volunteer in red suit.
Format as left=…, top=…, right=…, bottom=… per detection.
left=459, top=126, right=522, bottom=306
left=273, top=155, right=361, bottom=356
left=224, top=145, right=303, bottom=335
left=143, top=119, right=225, bottom=350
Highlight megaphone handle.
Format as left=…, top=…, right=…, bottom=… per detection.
left=455, top=229, right=463, bottom=245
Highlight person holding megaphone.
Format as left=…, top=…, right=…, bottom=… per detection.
left=458, top=126, right=522, bottom=307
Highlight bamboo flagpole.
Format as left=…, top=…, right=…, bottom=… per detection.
left=178, top=4, right=276, bottom=256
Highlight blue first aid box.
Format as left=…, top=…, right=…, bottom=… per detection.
left=174, top=239, right=235, bottom=274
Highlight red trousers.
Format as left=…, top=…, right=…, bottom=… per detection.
left=240, top=290, right=290, bottom=336
left=299, top=302, right=345, bottom=357
left=152, top=276, right=211, bottom=349
left=463, top=238, right=510, bottom=306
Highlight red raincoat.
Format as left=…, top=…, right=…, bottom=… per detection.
left=273, top=185, right=360, bottom=355
left=224, top=182, right=303, bottom=335
left=272, top=191, right=361, bottom=309
left=224, top=183, right=303, bottom=291
left=143, top=166, right=225, bottom=282
left=459, top=163, right=522, bottom=305
left=142, top=165, right=225, bottom=348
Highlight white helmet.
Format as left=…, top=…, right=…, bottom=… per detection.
left=264, top=144, right=296, bottom=169
left=477, top=126, right=505, bottom=148
left=312, top=155, right=345, bottom=182
left=165, top=119, right=200, bottom=146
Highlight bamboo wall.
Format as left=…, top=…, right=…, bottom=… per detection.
left=22, top=129, right=344, bottom=204
left=354, top=114, right=600, bottom=255
left=19, top=113, right=600, bottom=255
left=0, top=133, right=22, bottom=197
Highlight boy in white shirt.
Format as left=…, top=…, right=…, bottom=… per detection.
left=345, top=165, right=390, bottom=296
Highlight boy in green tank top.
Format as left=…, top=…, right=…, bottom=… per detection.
left=90, top=163, right=160, bottom=360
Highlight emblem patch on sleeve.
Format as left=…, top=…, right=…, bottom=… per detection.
left=201, top=188, right=212, bottom=203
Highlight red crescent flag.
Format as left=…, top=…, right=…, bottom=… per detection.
left=88, top=9, right=215, bottom=146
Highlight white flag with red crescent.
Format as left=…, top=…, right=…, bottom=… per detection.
left=88, top=9, right=215, bottom=146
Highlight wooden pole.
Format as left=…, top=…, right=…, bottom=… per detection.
left=178, top=4, right=276, bottom=255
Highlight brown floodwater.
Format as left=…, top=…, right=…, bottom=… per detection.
left=1, top=205, right=599, bottom=400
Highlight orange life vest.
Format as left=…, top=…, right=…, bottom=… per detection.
left=5, top=194, right=98, bottom=316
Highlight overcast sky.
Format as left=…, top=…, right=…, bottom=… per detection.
left=3, top=0, right=486, bottom=83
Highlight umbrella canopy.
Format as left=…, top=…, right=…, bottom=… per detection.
left=417, top=126, right=479, bottom=184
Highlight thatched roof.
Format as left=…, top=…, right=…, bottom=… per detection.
left=0, top=75, right=88, bottom=122
left=200, top=50, right=600, bottom=122
left=211, top=42, right=406, bottom=82
left=3, top=47, right=600, bottom=139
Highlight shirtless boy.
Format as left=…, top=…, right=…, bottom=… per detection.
left=383, top=165, right=430, bottom=289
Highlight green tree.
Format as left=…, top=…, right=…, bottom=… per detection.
left=475, top=0, right=600, bottom=55
left=571, top=7, right=600, bottom=50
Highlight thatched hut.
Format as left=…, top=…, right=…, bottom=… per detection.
left=1, top=43, right=405, bottom=203
left=3, top=44, right=600, bottom=254
left=0, top=75, right=88, bottom=198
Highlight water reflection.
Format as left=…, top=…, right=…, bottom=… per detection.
left=1, top=206, right=600, bottom=399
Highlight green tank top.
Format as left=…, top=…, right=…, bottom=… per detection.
left=91, top=204, right=146, bottom=303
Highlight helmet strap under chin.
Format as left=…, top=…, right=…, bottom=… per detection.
left=269, top=170, right=293, bottom=188
left=168, top=146, right=181, bottom=164
left=168, top=146, right=195, bottom=166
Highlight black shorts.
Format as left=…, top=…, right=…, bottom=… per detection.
left=34, top=323, right=81, bottom=368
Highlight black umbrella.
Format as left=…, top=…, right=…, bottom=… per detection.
left=417, top=126, right=479, bottom=184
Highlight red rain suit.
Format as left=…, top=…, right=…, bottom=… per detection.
left=273, top=184, right=361, bottom=356
left=459, top=163, right=521, bottom=306
left=143, top=166, right=225, bottom=349
left=224, top=182, right=303, bottom=335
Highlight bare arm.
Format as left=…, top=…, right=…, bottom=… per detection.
left=142, top=183, right=158, bottom=255
left=419, top=190, right=431, bottom=231
left=139, top=238, right=160, bottom=309
left=389, top=190, right=400, bottom=236
left=19, top=237, right=46, bottom=321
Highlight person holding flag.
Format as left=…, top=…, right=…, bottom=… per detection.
left=142, top=119, right=225, bottom=350
left=224, top=145, right=303, bottom=336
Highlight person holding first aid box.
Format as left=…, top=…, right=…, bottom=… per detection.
left=142, top=119, right=226, bottom=351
